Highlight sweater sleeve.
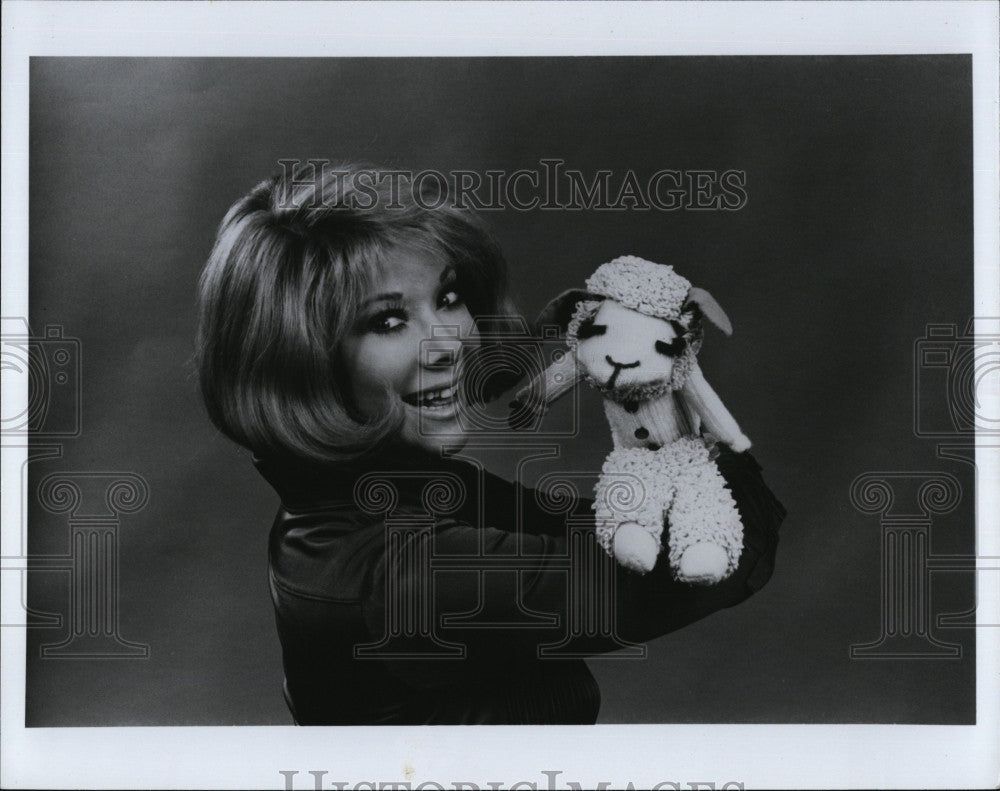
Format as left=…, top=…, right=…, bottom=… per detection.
left=361, top=447, right=784, bottom=689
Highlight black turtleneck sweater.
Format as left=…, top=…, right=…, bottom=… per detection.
left=255, top=445, right=784, bottom=725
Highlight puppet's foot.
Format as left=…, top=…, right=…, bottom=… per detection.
left=613, top=523, right=660, bottom=574
left=677, top=542, right=729, bottom=585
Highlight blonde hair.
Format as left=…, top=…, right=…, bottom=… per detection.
left=196, top=162, right=515, bottom=463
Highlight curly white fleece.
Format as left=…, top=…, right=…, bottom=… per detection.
left=564, top=299, right=603, bottom=345
left=592, top=438, right=744, bottom=581
left=584, top=255, right=692, bottom=321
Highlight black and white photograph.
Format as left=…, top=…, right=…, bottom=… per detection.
left=2, top=2, right=998, bottom=789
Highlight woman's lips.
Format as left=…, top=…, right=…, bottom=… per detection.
left=401, top=383, right=457, bottom=407
left=402, top=383, right=461, bottom=420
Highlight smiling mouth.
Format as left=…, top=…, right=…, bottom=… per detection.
left=401, top=384, right=459, bottom=411
left=604, top=355, right=641, bottom=389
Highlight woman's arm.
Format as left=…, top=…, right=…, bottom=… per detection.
left=361, top=446, right=784, bottom=688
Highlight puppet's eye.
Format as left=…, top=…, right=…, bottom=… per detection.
left=576, top=318, right=607, bottom=339
left=655, top=337, right=687, bottom=357
left=655, top=319, right=689, bottom=356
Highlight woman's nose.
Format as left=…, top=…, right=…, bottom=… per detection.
left=420, top=324, right=463, bottom=369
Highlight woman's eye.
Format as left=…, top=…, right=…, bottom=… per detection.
left=368, top=309, right=407, bottom=334
left=438, top=289, right=464, bottom=310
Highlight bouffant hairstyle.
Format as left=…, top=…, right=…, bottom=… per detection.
left=196, top=162, right=516, bottom=464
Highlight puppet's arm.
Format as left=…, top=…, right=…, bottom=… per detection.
left=680, top=363, right=751, bottom=452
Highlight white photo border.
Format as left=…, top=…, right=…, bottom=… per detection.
left=2, top=2, right=998, bottom=789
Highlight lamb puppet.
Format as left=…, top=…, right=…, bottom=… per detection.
left=511, top=256, right=751, bottom=584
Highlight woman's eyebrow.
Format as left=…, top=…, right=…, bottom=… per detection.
left=362, top=291, right=404, bottom=308
left=362, top=266, right=455, bottom=308
left=439, top=265, right=457, bottom=283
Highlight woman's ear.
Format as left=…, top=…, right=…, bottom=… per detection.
left=684, top=287, right=733, bottom=336
left=535, top=289, right=603, bottom=334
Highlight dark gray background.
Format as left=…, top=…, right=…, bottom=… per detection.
left=26, top=56, right=975, bottom=725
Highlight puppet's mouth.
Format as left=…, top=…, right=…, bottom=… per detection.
left=604, top=355, right=640, bottom=388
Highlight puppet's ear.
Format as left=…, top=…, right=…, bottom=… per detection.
left=684, top=287, right=733, bottom=336
left=535, top=289, right=604, bottom=334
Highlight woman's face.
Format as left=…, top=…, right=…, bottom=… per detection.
left=341, top=245, right=480, bottom=454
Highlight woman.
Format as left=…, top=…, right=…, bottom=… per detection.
left=196, top=162, right=784, bottom=725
